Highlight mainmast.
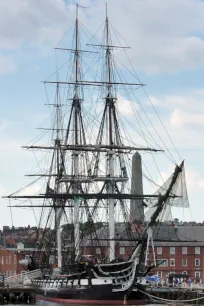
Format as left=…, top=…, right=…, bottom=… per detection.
left=73, top=4, right=80, bottom=259
left=105, top=6, right=115, bottom=262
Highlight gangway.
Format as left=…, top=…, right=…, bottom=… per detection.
left=5, top=269, right=42, bottom=287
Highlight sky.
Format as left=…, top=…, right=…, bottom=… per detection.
left=1, top=0, right=204, bottom=227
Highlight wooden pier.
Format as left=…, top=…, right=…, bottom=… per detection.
left=146, top=286, right=204, bottom=304
left=0, top=287, right=36, bottom=304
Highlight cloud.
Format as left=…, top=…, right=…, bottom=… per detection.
left=186, top=168, right=204, bottom=191
left=171, top=108, right=204, bottom=128
left=116, top=94, right=139, bottom=117
left=140, top=89, right=204, bottom=150
left=83, top=0, right=204, bottom=74
left=0, top=54, right=16, bottom=74
left=0, top=0, right=69, bottom=51
left=18, top=184, right=42, bottom=196
left=29, top=64, right=40, bottom=73
left=1, top=0, right=204, bottom=74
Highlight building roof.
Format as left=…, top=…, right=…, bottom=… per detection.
left=81, top=224, right=204, bottom=247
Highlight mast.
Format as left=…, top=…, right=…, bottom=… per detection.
left=105, top=5, right=115, bottom=262
left=55, top=81, right=62, bottom=268
left=73, top=4, right=80, bottom=259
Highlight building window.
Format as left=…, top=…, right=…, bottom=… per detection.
left=120, top=247, right=125, bottom=255
left=170, top=247, right=175, bottom=255
left=2, top=257, right=4, bottom=265
left=195, top=258, right=200, bottom=266
left=195, top=247, right=200, bottom=254
left=170, top=259, right=175, bottom=266
left=9, top=256, right=11, bottom=264
left=14, top=255, right=16, bottom=265
left=6, top=256, right=8, bottom=265
left=96, top=248, right=101, bottom=255
left=157, top=247, right=162, bottom=255
left=182, top=247, right=187, bottom=254
left=157, top=271, right=162, bottom=277
left=156, top=259, right=168, bottom=267
left=182, top=258, right=187, bottom=267
left=195, top=272, right=200, bottom=278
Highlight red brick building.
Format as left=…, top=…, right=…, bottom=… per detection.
left=1, top=223, right=204, bottom=281
left=0, top=247, right=18, bottom=277
left=0, top=244, right=33, bottom=277
left=82, top=224, right=204, bottom=281
left=154, top=242, right=204, bottom=280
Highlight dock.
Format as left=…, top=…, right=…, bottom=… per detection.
left=146, top=286, right=204, bottom=304
left=0, top=287, right=36, bottom=304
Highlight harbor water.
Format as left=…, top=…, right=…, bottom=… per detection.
left=7, top=303, right=162, bottom=306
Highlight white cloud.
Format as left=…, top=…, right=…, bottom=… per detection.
left=29, top=64, right=40, bottom=73
left=0, top=54, right=16, bottom=74
left=18, top=184, right=42, bottom=196
left=186, top=168, right=204, bottom=191
left=141, top=89, right=204, bottom=150
left=84, top=0, right=204, bottom=74
left=171, top=109, right=204, bottom=128
left=1, top=0, right=204, bottom=74
left=0, top=0, right=69, bottom=51
left=116, top=94, right=139, bottom=117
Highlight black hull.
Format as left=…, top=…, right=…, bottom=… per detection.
left=36, top=284, right=146, bottom=301
left=37, top=284, right=112, bottom=299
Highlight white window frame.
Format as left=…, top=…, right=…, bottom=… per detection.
left=157, top=247, right=162, bottom=255
left=182, top=247, right=187, bottom=254
left=170, top=247, right=175, bottom=255
left=195, top=271, right=200, bottom=278
left=157, top=271, right=162, bottom=277
left=195, top=258, right=200, bottom=266
left=120, top=247, right=125, bottom=255
left=195, top=247, right=200, bottom=254
left=14, top=255, right=16, bottom=265
left=156, top=259, right=168, bottom=267
left=6, top=256, right=8, bottom=265
left=96, top=248, right=101, bottom=255
left=170, top=258, right=175, bottom=266
left=9, top=256, right=11, bottom=264
left=182, top=258, right=187, bottom=267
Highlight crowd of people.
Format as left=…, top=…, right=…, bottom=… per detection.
left=162, top=275, right=203, bottom=288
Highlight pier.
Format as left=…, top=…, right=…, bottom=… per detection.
left=0, top=287, right=36, bottom=304
left=144, top=286, right=204, bottom=304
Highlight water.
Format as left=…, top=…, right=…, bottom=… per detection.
left=6, top=301, right=161, bottom=306
left=7, top=302, right=161, bottom=306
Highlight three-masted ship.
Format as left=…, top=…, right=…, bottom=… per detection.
left=4, top=4, right=189, bottom=304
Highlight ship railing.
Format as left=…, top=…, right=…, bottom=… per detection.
left=5, top=269, right=42, bottom=287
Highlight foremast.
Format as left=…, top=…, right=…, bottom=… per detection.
left=131, top=161, right=184, bottom=265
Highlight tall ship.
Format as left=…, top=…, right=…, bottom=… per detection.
left=4, top=4, right=189, bottom=305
